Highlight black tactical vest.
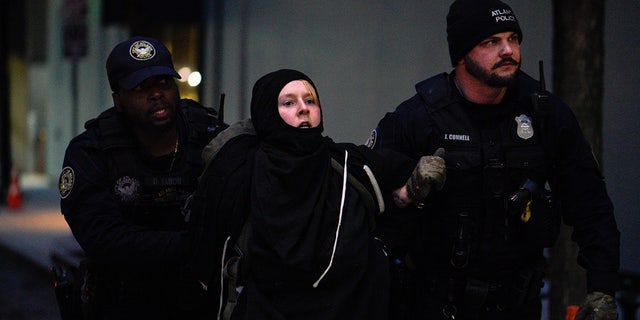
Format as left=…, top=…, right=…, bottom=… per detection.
left=414, top=73, right=556, bottom=276
left=85, top=99, right=225, bottom=230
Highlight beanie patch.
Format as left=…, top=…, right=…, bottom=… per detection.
left=492, top=9, right=517, bottom=23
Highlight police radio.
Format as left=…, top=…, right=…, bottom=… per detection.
left=531, top=60, right=550, bottom=118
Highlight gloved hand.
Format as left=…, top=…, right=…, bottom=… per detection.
left=405, top=148, right=446, bottom=203
left=574, top=291, right=618, bottom=320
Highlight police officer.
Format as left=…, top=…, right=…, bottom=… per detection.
left=367, top=1, right=620, bottom=319
left=58, top=36, right=225, bottom=319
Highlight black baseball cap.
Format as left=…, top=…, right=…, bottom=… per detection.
left=106, top=36, right=181, bottom=91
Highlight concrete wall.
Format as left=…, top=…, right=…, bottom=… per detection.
left=213, top=1, right=552, bottom=142
left=603, top=0, right=640, bottom=273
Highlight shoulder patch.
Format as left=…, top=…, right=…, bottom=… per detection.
left=59, top=167, right=75, bottom=199
left=365, top=130, right=377, bottom=149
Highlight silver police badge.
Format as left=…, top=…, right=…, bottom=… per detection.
left=114, top=176, right=140, bottom=203
left=515, top=114, right=534, bottom=140
left=59, top=166, right=74, bottom=199
left=129, top=40, right=155, bottom=61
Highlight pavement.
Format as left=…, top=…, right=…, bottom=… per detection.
left=0, top=174, right=84, bottom=274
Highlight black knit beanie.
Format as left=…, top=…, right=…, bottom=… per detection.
left=446, top=0, right=522, bottom=67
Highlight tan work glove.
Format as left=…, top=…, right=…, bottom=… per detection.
left=405, top=148, right=446, bottom=203
left=574, top=291, right=618, bottom=320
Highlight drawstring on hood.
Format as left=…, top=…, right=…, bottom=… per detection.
left=313, top=150, right=349, bottom=287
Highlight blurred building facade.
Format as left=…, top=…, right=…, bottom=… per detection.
left=1, top=0, right=210, bottom=182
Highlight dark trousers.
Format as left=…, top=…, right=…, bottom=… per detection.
left=389, top=270, right=542, bottom=320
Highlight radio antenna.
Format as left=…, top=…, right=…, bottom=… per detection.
left=218, top=93, right=225, bottom=123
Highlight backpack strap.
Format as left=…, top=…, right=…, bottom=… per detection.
left=221, top=220, right=252, bottom=320
left=330, top=158, right=382, bottom=231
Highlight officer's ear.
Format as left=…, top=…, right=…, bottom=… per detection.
left=112, top=91, right=122, bottom=112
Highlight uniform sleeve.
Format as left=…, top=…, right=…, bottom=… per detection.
left=346, top=143, right=421, bottom=257
left=363, top=98, right=437, bottom=255
left=60, top=137, right=187, bottom=266
left=549, top=99, right=620, bottom=294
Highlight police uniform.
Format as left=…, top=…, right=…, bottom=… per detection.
left=58, top=36, right=226, bottom=320
left=369, top=70, right=620, bottom=319
left=58, top=99, right=224, bottom=319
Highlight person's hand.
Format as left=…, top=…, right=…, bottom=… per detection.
left=574, top=291, right=618, bottom=320
left=405, top=148, right=446, bottom=203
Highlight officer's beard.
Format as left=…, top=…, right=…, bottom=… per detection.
left=464, top=56, right=520, bottom=88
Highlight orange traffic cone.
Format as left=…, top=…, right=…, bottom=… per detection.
left=565, top=305, right=580, bottom=320
left=6, top=166, right=21, bottom=209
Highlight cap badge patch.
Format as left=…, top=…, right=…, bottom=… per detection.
left=515, top=114, right=534, bottom=140
left=59, top=166, right=75, bottom=199
left=129, top=40, right=156, bottom=61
